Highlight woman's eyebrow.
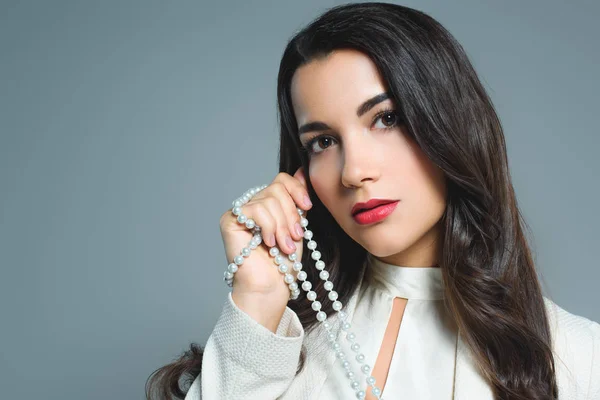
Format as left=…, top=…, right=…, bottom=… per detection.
left=297, top=91, right=391, bottom=136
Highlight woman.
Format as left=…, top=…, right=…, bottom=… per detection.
left=146, top=3, right=600, bottom=399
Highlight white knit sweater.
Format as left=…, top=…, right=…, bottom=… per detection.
left=186, top=259, right=600, bottom=399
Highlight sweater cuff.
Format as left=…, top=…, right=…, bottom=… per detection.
left=212, top=292, right=305, bottom=379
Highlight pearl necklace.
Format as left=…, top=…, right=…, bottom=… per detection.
left=223, top=185, right=384, bottom=400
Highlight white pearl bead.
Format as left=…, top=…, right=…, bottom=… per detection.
left=333, top=300, right=343, bottom=311
left=362, top=365, right=371, bottom=374
left=316, top=311, right=327, bottom=321
left=347, top=332, right=356, bottom=341
left=319, top=270, right=329, bottom=280
left=346, top=371, right=355, bottom=379
left=227, top=263, right=238, bottom=273
left=241, top=247, right=251, bottom=257
left=351, top=380, right=360, bottom=390
left=278, top=264, right=288, bottom=273
left=234, top=255, right=244, bottom=265
left=244, top=219, right=255, bottom=229
left=307, top=291, right=317, bottom=301
left=293, top=262, right=303, bottom=271
left=323, top=321, right=331, bottom=330
left=307, top=240, right=317, bottom=250
left=356, top=354, right=365, bottom=362
left=315, top=260, right=325, bottom=270
left=356, top=390, right=365, bottom=399
left=327, top=332, right=336, bottom=341
left=269, top=247, right=279, bottom=257
left=342, top=322, right=351, bottom=330
left=311, top=250, right=321, bottom=260
left=297, top=271, right=307, bottom=281
left=311, top=301, right=321, bottom=311
left=224, top=271, right=233, bottom=280
left=300, top=217, right=308, bottom=227
left=304, top=230, right=313, bottom=240
left=233, top=200, right=242, bottom=207
left=297, top=208, right=304, bottom=216
left=288, top=253, right=297, bottom=261
left=342, top=361, right=350, bottom=370
left=324, top=280, right=333, bottom=290
left=339, top=311, right=348, bottom=320
left=237, top=214, right=247, bottom=224
left=284, top=273, right=294, bottom=284
left=274, top=255, right=283, bottom=265
left=232, top=206, right=242, bottom=215
left=332, top=342, right=340, bottom=350
left=288, top=282, right=298, bottom=291
left=336, top=350, right=345, bottom=359
left=371, top=387, right=381, bottom=396
left=328, top=290, right=338, bottom=300
left=351, top=343, right=360, bottom=352
left=301, top=281, right=312, bottom=291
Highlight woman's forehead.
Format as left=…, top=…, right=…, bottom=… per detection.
left=290, top=50, right=388, bottom=124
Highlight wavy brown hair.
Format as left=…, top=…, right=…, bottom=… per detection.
left=146, top=3, right=558, bottom=399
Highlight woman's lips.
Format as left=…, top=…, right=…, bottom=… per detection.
left=352, top=200, right=399, bottom=225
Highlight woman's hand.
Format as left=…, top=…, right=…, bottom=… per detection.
left=219, top=167, right=312, bottom=332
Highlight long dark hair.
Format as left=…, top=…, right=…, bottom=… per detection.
left=146, top=3, right=558, bottom=399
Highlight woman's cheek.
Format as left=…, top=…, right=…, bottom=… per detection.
left=309, top=161, right=335, bottom=208
left=308, top=162, right=324, bottom=197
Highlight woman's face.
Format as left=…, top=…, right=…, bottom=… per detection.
left=290, top=49, right=447, bottom=267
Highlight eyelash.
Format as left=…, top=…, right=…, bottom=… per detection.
left=301, top=108, right=401, bottom=156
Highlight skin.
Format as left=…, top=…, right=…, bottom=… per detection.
left=290, top=49, right=447, bottom=268
left=290, top=49, right=448, bottom=397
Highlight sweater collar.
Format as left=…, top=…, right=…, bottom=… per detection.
left=364, top=253, right=445, bottom=300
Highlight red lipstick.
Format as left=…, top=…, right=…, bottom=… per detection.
left=351, top=199, right=399, bottom=225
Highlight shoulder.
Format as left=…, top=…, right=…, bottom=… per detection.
left=543, top=296, right=600, bottom=398
left=543, top=296, right=600, bottom=349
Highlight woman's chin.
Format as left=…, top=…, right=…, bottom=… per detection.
left=356, top=237, right=410, bottom=259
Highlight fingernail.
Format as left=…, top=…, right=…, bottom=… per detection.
left=268, top=234, right=276, bottom=247
left=285, top=235, right=296, bottom=250
left=304, top=195, right=312, bottom=207
left=295, top=222, right=303, bottom=237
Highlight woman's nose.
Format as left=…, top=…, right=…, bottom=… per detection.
left=340, top=138, right=381, bottom=188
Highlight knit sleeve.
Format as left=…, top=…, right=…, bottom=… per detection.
left=185, top=292, right=304, bottom=400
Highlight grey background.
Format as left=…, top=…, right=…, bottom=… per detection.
left=1, top=0, right=598, bottom=398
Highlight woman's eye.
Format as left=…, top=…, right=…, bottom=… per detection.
left=302, top=110, right=399, bottom=156
left=303, top=135, right=335, bottom=155
left=373, top=111, right=398, bottom=129
left=305, top=135, right=337, bottom=155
